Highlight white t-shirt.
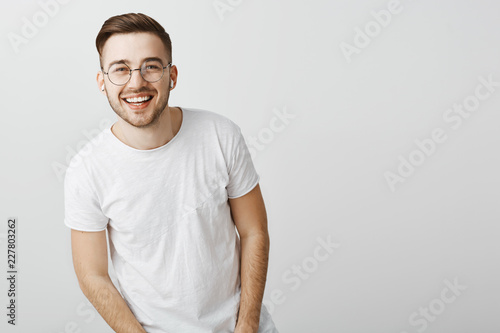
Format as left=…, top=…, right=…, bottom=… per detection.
left=64, top=107, right=278, bottom=333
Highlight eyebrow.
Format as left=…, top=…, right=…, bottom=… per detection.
left=107, top=57, right=167, bottom=68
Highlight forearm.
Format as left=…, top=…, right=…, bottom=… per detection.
left=236, top=232, right=270, bottom=331
left=79, top=275, right=146, bottom=333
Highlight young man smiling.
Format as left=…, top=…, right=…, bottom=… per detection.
left=64, top=13, right=278, bottom=333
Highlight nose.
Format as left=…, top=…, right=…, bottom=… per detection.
left=127, top=68, right=148, bottom=88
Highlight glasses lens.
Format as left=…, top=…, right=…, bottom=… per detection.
left=141, top=60, right=165, bottom=82
left=108, top=63, right=130, bottom=85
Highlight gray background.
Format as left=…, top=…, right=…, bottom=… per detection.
left=1, top=0, right=499, bottom=332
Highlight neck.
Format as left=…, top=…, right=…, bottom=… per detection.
left=111, top=106, right=181, bottom=150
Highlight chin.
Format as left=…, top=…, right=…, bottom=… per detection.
left=126, top=111, right=162, bottom=128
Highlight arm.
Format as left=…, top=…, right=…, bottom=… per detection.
left=71, top=229, right=147, bottom=333
left=229, top=183, right=270, bottom=333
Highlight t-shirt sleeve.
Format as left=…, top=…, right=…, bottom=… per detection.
left=64, top=164, right=109, bottom=232
left=225, top=122, right=260, bottom=199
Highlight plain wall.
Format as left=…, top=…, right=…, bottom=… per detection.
left=1, top=0, right=499, bottom=332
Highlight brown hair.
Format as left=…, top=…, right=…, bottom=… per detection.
left=96, top=13, right=172, bottom=67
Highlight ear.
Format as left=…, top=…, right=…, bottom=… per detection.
left=169, top=64, right=178, bottom=90
left=96, top=71, right=106, bottom=95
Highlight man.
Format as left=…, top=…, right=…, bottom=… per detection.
left=64, top=12, right=278, bottom=333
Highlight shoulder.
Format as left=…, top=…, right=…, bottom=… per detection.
left=181, top=106, right=242, bottom=138
left=64, top=129, right=110, bottom=182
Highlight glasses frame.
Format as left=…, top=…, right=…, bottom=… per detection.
left=102, top=61, right=172, bottom=86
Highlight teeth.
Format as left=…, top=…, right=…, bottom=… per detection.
left=125, top=96, right=151, bottom=103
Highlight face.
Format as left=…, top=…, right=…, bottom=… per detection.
left=98, top=32, right=175, bottom=128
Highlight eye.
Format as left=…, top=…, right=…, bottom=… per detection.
left=110, top=64, right=129, bottom=73
left=144, top=60, right=163, bottom=71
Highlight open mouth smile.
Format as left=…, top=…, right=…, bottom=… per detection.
left=121, top=95, right=154, bottom=110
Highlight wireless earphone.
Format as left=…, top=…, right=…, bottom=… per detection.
left=101, top=84, right=105, bottom=91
